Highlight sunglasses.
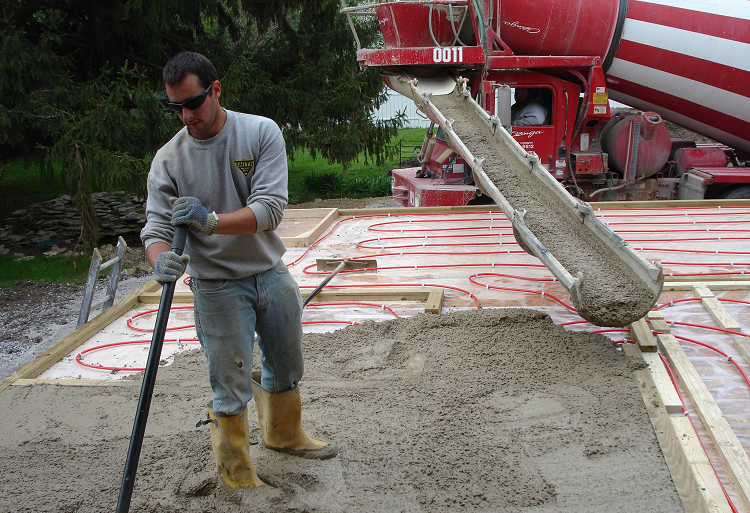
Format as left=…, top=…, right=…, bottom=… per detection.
left=165, top=81, right=214, bottom=113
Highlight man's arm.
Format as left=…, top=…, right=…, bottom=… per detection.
left=146, top=241, right=171, bottom=269
left=245, top=120, right=288, bottom=233
left=512, top=103, right=547, bottom=126
left=213, top=206, right=258, bottom=235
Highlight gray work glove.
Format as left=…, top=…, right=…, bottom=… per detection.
left=170, top=196, right=218, bottom=235
left=154, top=251, right=190, bottom=285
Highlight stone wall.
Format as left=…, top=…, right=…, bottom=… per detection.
left=0, top=192, right=146, bottom=256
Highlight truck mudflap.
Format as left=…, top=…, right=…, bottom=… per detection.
left=397, top=74, right=664, bottom=327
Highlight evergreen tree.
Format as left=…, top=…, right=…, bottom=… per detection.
left=1, top=0, right=398, bottom=248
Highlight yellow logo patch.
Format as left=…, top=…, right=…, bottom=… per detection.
left=233, top=159, right=256, bottom=176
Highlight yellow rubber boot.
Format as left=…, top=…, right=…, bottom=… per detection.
left=251, top=372, right=337, bottom=460
left=207, top=404, right=266, bottom=488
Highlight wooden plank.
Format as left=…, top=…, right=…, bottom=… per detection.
left=280, top=209, right=338, bottom=247
left=282, top=208, right=337, bottom=220
left=0, top=279, right=161, bottom=394
left=300, top=288, right=433, bottom=302
left=657, top=333, right=750, bottom=511
left=139, top=290, right=194, bottom=304
left=692, top=285, right=743, bottom=330
left=334, top=198, right=750, bottom=217
left=733, top=337, right=750, bottom=366
left=702, top=297, right=742, bottom=331
left=11, top=379, right=133, bottom=387
left=641, top=351, right=684, bottom=415
left=635, top=368, right=731, bottom=513
left=591, top=198, right=750, bottom=209
left=316, top=258, right=377, bottom=271
left=140, top=287, right=438, bottom=304
left=304, top=208, right=339, bottom=242
left=630, top=318, right=658, bottom=352
left=337, top=205, right=503, bottom=216
left=664, top=274, right=750, bottom=282
left=692, top=286, right=714, bottom=298
left=647, top=311, right=671, bottom=334
left=424, top=289, right=444, bottom=314
left=670, top=416, right=734, bottom=513
left=622, top=341, right=642, bottom=358
left=663, top=282, right=750, bottom=291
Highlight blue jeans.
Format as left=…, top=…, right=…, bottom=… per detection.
left=190, top=259, right=304, bottom=416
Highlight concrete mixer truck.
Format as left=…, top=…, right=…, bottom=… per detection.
left=341, top=0, right=750, bottom=207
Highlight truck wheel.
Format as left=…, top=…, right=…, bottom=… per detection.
left=721, top=185, right=750, bottom=199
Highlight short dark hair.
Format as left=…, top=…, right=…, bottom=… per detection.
left=162, top=52, right=218, bottom=88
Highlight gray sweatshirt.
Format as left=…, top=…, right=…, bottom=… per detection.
left=140, top=110, right=288, bottom=279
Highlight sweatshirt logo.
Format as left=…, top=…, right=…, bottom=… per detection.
left=234, top=159, right=256, bottom=176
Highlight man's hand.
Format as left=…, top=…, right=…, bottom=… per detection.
left=154, top=251, right=190, bottom=285
left=170, top=196, right=218, bottom=235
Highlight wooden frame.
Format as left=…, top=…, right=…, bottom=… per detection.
left=0, top=279, right=161, bottom=393
left=635, top=368, right=731, bottom=512
left=658, top=333, right=750, bottom=511
left=139, top=286, right=445, bottom=312
left=279, top=208, right=339, bottom=247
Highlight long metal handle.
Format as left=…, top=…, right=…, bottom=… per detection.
left=116, top=226, right=188, bottom=513
left=303, top=260, right=347, bottom=307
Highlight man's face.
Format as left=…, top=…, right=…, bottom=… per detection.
left=514, top=89, right=530, bottom=103
left=165, top=73, right=223, bottom=140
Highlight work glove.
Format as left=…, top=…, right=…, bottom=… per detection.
left=154, top=251, right=190, bottom=285
left=170, top=196, right=218, bottom=235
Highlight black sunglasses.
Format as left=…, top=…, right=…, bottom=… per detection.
left=165, top=81, right=214, bottom=113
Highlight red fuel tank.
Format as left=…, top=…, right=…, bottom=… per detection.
left=601, top=110, right=672, bottom=179
left=674, top=147, right=728, bottom=174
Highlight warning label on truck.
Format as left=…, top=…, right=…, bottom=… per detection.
left=593, top=91, right=608, bottom=105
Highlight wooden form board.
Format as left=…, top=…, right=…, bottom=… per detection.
left=692, top=286, right=742, bottom=331
left=734, top=337, right=750, bottom=366
left=660, top=274, right=750, bottom=283
left=663, top=281, right=750, bottom=291
left=11, top=379, right=133, bottom=387
left=278, top=208, right=338, bottom=247
left=336, top=198, right=750, bottom=217
left=636, top=368, right=731, bottom=512
left=139, top=286, right=445, bottom=313
left=630, top=318, right=658, bottom=352
left=0, top=279, right=161, bottom=393
left=647, top=311, right=672, bottom=334
left=657, top=333, right=750, bottom=512
left=640, top=351, right=684, bottom=415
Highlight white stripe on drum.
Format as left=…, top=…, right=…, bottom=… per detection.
left=635, top=0, right=750, bottom=20
left=609, top=91, right=750, bottom=153
left=608, top=58, right=750, bottom=122
left=622, top=19, right=750, bottom=73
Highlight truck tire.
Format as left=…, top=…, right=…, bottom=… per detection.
left=721, top=185, right=750, bottom=199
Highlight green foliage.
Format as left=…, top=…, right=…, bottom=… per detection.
left=1, top=0, right=399, bottom=247
left=0, top=161, right=68, bottom=213
left=220, top=0, right=402, bottom=171
left=0, top=255, right=92, bottom=286
left=301, top=171, right=391, bottom=199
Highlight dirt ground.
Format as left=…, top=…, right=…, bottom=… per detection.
left=0, top=308, right=682, bottom=512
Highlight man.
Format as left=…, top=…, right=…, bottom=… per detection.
left=140, top=51, right=336, bottom=490
left=511, top=88, right=549, bottom=126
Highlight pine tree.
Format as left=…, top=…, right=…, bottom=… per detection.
left=1, top=0, right=398, bottom=248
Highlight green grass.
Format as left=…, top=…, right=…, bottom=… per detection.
left=287, top=127, right=426, bottom=203
left=0, top=161, right=69, bottom=215
left=0, top=128, right=430, bottom=284
left=0, top=254, right=92, bottom=287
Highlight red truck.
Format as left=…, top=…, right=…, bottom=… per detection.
left=341, top=0, right=750, bottom=206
